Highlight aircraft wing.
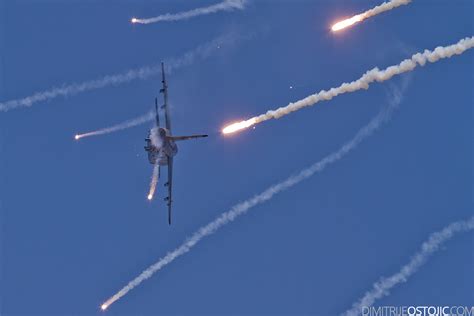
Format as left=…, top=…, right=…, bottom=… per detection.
left=168, top=134, right=208, bottom=141
left=160, top=62, right=172, bottom=132
left=166, top=156, right=173, bottom=225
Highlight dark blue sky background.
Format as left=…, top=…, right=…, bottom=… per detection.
left=0, top=0, right=473, bottom=315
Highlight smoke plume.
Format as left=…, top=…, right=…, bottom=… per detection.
left=343, top=216, right=474, bottom=316
left=364, top=0, right=411, bottom=19
left=75, top=111, right=154, bottom=140
left=132, top=0, right=247, bottom=25
left=223, top=36, right=474, bottom=134
left=332, top=0, right=411, bottom=32
left=100, top=80, right=409, bottom=310
left=0, top=32, right=243, bottom=112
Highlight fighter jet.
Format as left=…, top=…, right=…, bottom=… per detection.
left=144, top=62, right=208, bottom=225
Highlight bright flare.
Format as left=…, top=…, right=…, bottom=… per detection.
left=131, top=0, right=246, bottom=25
left=222, top=36, right=474, bottom=134
left=73, top=112, right=154, bottom=142
left=147, top=164, right=160, bottom=201
left=331, top=0, right=412, bottom=32
left=331, top=14, right=363, bottom=32
left=222, top=118, right=257, bottom=134
left=99, top=88, right=408, bottom=310
left=131, top=17, right=138, bottom=23
left=101, top=304, right=108, bottom=311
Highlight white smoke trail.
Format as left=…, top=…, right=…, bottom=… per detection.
left=164, top=30, right=253, bottom=74
left=364, top=0, right=411, bottom=19
left=0, top=32, right=241, bottom=113
left=343, top=216, right=474, bottom=316
left=75, top=29, right=259, bottom=140
left=223, top=36, right=474, bottom=134
left=100, top=81, right=408, bottom=310
left=147, top=163, right=160, bottom=201
left=332, top=0, right=411, bottom=32
left=75, top=111, right=154, bottom=140
left=132, top=0, right=247, bottom=25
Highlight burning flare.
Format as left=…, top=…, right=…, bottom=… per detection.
left=331, top=0, right=412, bottom=32
left=101, top=303, right=108, bottom=311
left=222, top=118, right=257, bottom=134
left=331, top=14, right=363, bottom=32
left=221, top=36, right=474, bottom=135
left=99, top=81, right=409, bottom=310
left=131, top=0, right=246, bottom=25
left=147, top=164, right=160, bottom=201
left=73, top=111, right=154, bottom=141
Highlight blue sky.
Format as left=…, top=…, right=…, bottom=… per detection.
left=0, top=0, right=473, bottom=315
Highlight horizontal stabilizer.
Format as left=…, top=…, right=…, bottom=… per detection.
left=167, top=135, right=208, bottom=141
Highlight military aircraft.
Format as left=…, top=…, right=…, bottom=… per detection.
left=144, top=62, right=208, bottom=225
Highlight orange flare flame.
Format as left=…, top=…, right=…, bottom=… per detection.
left=331, top=14, right=364, bottom=32
left=222, top=118, right=257, bottom=135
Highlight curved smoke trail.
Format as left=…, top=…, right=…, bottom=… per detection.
left=223, top=36, right=474, bottom=134
left=100, top=80, right=409, bottom=310
left=0, top=32, right=242, bottom=113
left=74, top=29, right=259, bottom=139
left=252, top=36, right=473, bottom=121
left=363, top=0, right=411, bottom=19
left=132, top=0, right=247, bottom=25
left=343, top=216, right=474, bottom=316
left=75, top=111, right=154, bottom=140
left=332, top=0, right=411, bottom=31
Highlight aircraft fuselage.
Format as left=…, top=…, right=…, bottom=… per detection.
left=144, top=127, right=177, bottom=165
